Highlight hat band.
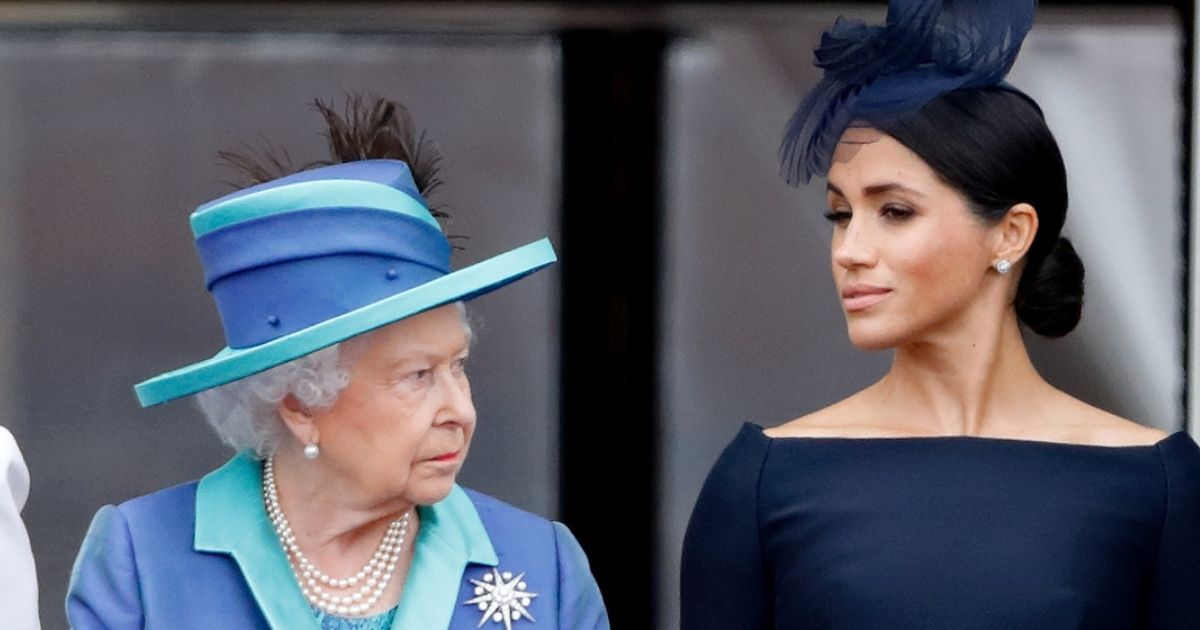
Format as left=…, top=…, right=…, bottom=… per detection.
left=212, top=253, right=447, bottom=349
left=196, top=207, right=448, bottom=288
left=191, top=177, right=438, bottom=237
left=197, top=208, right=452, bottom=349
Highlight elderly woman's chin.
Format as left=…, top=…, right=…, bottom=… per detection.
left=406, top=478, right=457, bottom=506
left=404, top=461, right=467, bottom=505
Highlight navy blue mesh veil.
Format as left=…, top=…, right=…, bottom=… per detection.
left=780, top=0, right=1037, bottom=184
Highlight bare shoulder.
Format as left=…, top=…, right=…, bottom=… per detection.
left=1048, top=394, right=1170, bottom=447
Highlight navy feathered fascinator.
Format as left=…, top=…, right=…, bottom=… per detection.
left=780, top=0, right=1037, bottom=184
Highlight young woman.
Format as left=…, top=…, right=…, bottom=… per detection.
left=681, top=1, right=1200, bottom=628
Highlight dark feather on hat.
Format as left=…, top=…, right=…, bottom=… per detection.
left=309, top=95, right=446, bottom=217
left=216, top=139, right=299, bottom=189
left=217, top=95, right=449, bottom=220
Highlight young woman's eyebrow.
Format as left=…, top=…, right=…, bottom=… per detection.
left=827, top=181, right=925, bottom=199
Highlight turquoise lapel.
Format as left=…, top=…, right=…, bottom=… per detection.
left=194, top=452, right=498, bottom=630
left=392, top=486, right=499, bottom=629
left=194, top=452, right=320, bottom=629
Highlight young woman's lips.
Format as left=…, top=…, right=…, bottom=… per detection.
left=841, top=285, right=892, bottom=312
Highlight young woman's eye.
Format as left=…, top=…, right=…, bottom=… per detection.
left=881, top=204, right=915, bottom=221
left=823, top=209, right=852, bottom=225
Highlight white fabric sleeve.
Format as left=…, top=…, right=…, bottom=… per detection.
left=0, top=426, right=40, bottom=629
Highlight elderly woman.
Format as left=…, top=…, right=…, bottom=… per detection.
left=67, top=98, right=609, bottom=629
left=683, top=1, right=1200, bottom=628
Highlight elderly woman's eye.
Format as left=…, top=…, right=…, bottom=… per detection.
left=407, top=368, right=432, bottom=382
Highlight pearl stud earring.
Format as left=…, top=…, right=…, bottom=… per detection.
left=994, top=259, right=1012, bottom=274
left=303, top=441, right=320, bottom=460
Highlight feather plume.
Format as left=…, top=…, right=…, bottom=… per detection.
left=215, top=139, right=299, bottom=190
left=217, top=95, right=449, bottom=220
left=309, top=95, right=447, bottom=217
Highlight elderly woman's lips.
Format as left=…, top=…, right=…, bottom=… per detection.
left=429, top=451, right=460, bottom=462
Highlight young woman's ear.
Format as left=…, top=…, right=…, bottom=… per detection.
left=991, top=202, right=1039, bottom=268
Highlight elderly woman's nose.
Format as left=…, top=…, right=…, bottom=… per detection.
left=436, top=372, right=476, bottom=423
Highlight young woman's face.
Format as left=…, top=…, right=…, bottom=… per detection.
left=824, top=133, right=999, bottom=350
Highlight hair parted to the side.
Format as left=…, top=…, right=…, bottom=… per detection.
left=876, top=87, right=1084, bottom=338
left=216, top=94, right=448, bottom=218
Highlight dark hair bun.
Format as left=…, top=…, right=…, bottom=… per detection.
left=1016, top=237, right=1085, bottom=338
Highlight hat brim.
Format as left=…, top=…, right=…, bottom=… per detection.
left=134, top=238, right=556, bottom=407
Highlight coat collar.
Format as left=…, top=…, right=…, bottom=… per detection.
left=194, top=452, right=499, bottom=629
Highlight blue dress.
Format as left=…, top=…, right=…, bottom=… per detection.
left=316, top=606, right=398, bottom=630
left=681, top=423, right=1200, bottom=629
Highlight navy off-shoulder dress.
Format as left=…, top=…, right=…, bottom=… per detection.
left=681, top=423, right=1200, bottom=629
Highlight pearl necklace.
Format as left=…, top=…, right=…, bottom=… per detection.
left=263, top=457, right=411, bottom=617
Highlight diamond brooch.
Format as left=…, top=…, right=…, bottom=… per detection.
left=463, top=567, right=539, bottom=629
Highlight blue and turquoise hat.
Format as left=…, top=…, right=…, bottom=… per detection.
left=134, top=159, right=555, bottom=407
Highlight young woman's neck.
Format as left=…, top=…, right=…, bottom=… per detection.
left=872, top=306, right=1050, bottom=437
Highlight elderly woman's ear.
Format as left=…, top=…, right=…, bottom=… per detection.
left=277, top=394, right=319, bottom=449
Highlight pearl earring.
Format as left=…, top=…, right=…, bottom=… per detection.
left=303, top=441, right=320, bottom=460
left=994, top=259, right=1012, bottom=274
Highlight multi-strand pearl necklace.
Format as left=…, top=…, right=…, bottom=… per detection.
left=263, top=457, right=411, bottom=617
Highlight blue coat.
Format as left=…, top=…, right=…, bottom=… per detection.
left=67, top=453, right=609, bottom=629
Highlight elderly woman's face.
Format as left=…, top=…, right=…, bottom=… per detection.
left=824, top=132, right=998, bottom=350
left=312, top=304, right=475, bottom=506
